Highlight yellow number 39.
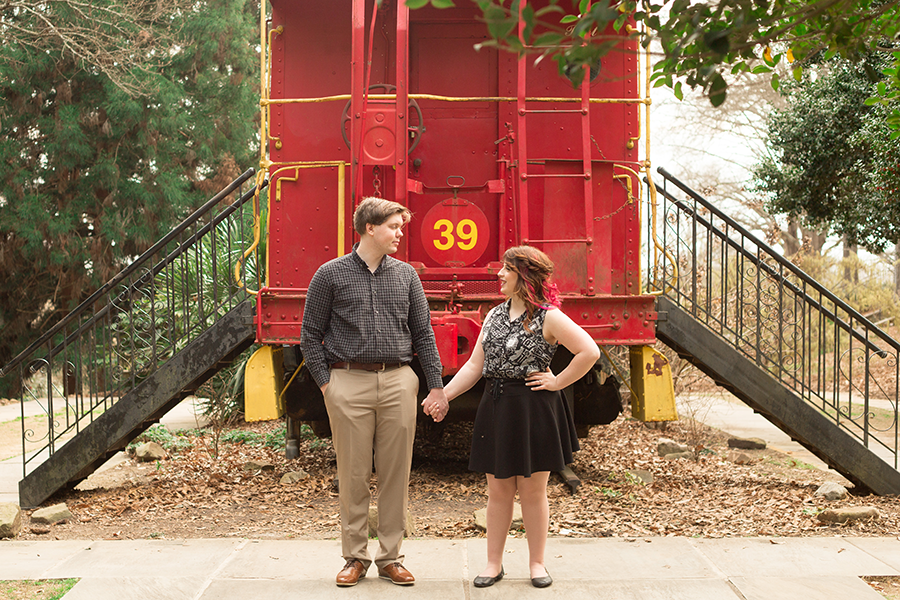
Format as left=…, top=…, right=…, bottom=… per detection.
left=433, top=219, right=478, bottom=251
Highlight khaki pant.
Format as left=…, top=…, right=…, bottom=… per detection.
left=323, top=365, right=419, bottom=570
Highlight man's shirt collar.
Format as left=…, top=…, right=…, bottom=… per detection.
left=350, top=242, right=396, bottom=274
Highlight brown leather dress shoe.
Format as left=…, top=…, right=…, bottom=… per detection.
left=378, top=562, right=415, bottom=585
left=336, top=559, right=367, bottom=587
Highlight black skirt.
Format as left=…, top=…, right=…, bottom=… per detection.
left=469, top=378, right=580, bottom=479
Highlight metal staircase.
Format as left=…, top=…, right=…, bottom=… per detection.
left=649, top=168, right=900, bottom=495
left=5, top=163, right=900, bottom=507
left=1, top=169, right=264, bottom=507
left=18, top=301, right=255, bottom=507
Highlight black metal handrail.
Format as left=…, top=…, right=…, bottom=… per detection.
left=1, top=169, right=264, bottom=474
left=648, top=167, right=900, bottom=467
left=0, top=169, right=257, bottom=378
left=657, top=167, right=900, bottom=355
left=17, top=181, right=264, bottom=374
left=654, top=182, right=887, bottom=356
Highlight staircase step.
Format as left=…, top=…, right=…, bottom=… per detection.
left=657, top=295, right=900, bottom=495
left=18, top=300, right=255, bottom=508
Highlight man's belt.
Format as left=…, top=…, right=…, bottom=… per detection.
left=330, top=361, right=409, bottom=372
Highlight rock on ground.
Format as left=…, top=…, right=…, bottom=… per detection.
left=243, top=460, right=275, bottom=472
left=280, top=470, right=309, bottom=484
left=815, top=482, right=849, bottom=501
left=728, top=451, right=754, bottom=465
left=664, top=451, right=693, bottom=460
left=657, top=438, right=689, bottom=456
left=31, top=503, right=73, bottom=525
left=134, top=442, right=167, bottom=462
left=728, top=437, right=767, bottom=450
left=817, top=507, right=880, bottom=524
left=0, top=503, right=22, bottom=538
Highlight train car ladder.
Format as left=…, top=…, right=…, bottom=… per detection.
left=514, top=9, right=594, bottom=279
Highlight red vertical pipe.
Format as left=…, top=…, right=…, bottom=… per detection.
left=395, top=2, right=410, bottom=261
left=498, top=50, right=516, bottom=256
left=395, top=5, right=409, bottom=199
left=582, top=35, right=594, bottom=295
left=356, top=1, right=380, bottom=203
left=515, top=1, right=529, bottom=245
left=350, top=0, right=365, bottom=204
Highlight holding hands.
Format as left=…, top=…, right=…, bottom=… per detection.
left=422, top=388, right=450, bottom=422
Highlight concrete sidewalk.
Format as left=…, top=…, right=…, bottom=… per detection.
left=679, top=393, right=836, bottom=472
left=0, top=398, right=208, bottom=505
left=1, top=396, right=895, bottom=599
left=0, top=536, right=897, bottom=599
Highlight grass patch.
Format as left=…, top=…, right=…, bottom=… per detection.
left=220, top=429, right=266, bottom=446
left=784, top=457, right=818, bottom=470
left=763, top=456, right=819, bottom=470
left=0, top=578, right=78, bottom=599
left=128, top=424, right=196, bottom=454
left=297, top=423, right=329, bottom=451
left=216, top=424, right=286, bottom=451
left=265, top=424, right=286, bottom=450
left=128, top=422, right=288, bottom=454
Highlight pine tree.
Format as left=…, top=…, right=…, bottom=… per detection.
left=0, top=0, right=259, bottom=395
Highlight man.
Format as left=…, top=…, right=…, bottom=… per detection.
left=300, top=197, right=449, bottom=587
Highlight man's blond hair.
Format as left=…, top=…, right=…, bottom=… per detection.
left=353, top=197, right=411, bottom=235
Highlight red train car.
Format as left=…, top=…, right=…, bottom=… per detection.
left=247, top=0, right=671, bottom=454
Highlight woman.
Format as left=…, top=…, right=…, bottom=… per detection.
left=443, top=246, right=600, bottom=588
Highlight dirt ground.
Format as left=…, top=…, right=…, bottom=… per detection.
left=8, top=414, right=900, bottom=542
left=7, top=411, right=900, bottom=597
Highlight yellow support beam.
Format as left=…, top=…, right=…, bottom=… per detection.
left=244, top=345, right=285, bottom=422
left=629, top=346, right=678, bottom=422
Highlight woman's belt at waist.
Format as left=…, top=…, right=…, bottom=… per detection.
left=484, top=376, right=530, bottom=385
left=485, top=377, right=530, bottom=398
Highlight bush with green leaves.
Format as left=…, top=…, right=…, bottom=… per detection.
left=128, top=424, right=196, bottom=454
left=266, top=423, right=287, bottom=451
left=0, top=0, right=260, bottom=398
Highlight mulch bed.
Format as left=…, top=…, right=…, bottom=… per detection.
left=11, top=415, right=900, bottom=541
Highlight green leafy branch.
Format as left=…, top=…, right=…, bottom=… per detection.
left=402, top=0, right=900, bottom=118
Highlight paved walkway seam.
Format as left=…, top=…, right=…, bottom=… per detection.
left=191, top=538, right=249, bottom=600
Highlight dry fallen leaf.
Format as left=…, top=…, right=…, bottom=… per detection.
left=17, top=417, right=900, bottom=542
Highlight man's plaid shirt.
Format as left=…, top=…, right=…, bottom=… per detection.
left=299, top=246, right=444, bottom=390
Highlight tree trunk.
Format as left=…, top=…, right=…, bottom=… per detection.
left=894, top=243, right=900, bottom=298
left=782, top=218, right=801, bottom=257
left=803, top=227, right=827, bottom=255
left=842, top=236, right=859, bottom=284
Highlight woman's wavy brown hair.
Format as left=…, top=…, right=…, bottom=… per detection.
left=502, top=245, right=561, bottom=332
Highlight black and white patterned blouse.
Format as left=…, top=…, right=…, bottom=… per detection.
left=482, top=300, right=558, bottom=379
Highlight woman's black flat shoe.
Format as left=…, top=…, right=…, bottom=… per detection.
left=531, top=570, right=552, bottom=588
left=473, top=566, right=504, bottom=588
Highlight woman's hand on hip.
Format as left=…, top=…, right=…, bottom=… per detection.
left=526, top=369, right=561, bottom=391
